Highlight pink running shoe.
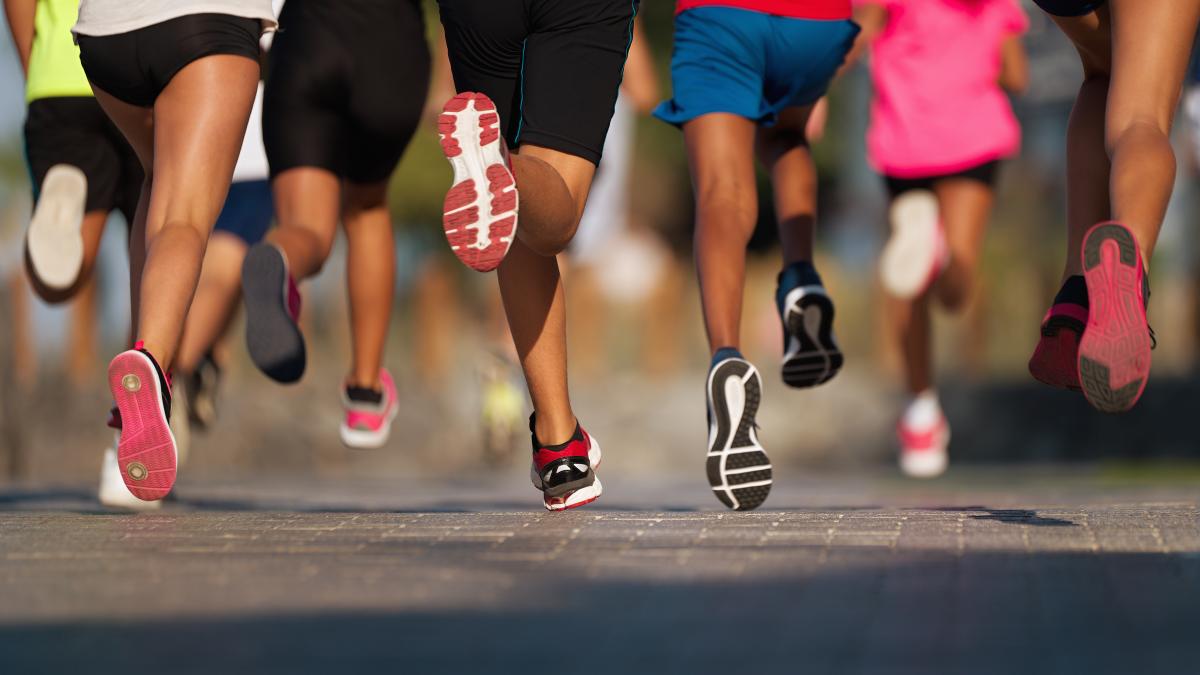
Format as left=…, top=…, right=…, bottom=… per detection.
left=898, top=407, right=949, bottom=479
left=1029, top=302, right=1087, bottom=391
left=340, top=369, right=399, bottom=449
left=1078, top=222, right=1153, bottom=413
left=107, top=345, right=176, bottom=501
left=438, top=92, right=518, bottom=272
left=880, top=189, right=948, bottom=300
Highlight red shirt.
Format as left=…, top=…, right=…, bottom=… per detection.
left=675, top=0, right=852, bottom=19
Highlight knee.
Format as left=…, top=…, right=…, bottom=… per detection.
left=695, top=180, right=758, bottom=234
left=1104, top=116, right=1174, bottom=160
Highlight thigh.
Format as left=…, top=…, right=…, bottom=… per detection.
left=520, top=0, right=639, bottom=165
left=436, top=0, right=526, bottom=145
left=1106, top=0, right=1200, bottom=139
left=149, top=55, right=261, bottom=237
left=932, top=177, right=995, bottom=268
left=1049, top=5, right=1112, bottom=75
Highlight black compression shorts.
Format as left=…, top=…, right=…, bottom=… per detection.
left=436, top=0, right=640, bottom=166
left=24, top=96, right=143, bottom=221
left=78, top=13, right=263, bottom=108
left=1032, top=0, right=1105, bottom=17
left=884, top=161, right=1001, bottom=199
left=263, top=0, right=430, bottom=184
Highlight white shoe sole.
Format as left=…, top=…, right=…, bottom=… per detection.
left=880, top=189, right=942, bottom=300
left=533, top=436, right=603, bottom=511
left=340, top=405, right=399, bottom=449
left=27, top=164, right=87, bottom=290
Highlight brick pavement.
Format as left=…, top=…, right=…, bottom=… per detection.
left=0, top=473, right=1197, bottom=674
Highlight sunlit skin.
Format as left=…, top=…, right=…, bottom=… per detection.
left=91, top=54, right=260, bottom=371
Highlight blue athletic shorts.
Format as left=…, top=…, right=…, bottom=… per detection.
left=1032, top=0, right=1105, bottom=17
left=654, top=7, right=859, bottom=128
left=214, top=179, right=274, bottom=245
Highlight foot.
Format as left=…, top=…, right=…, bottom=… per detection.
left=1078, top=222, right=1152, bottom=413
left=880, top=189, right=947, bottom=300
left=340, top=369, right=400, bottom=449
left=98, top=441, right=162, bottom=511
left=182, top=352, right=221, bottom=431
left=1029, top=276, right=1088, bottom=391
left=777, top=262, right=843, bottom=388
left=107, top=345, right=176, bottom=501
left=26, top=164, right=87, bottom=290
left=706, top=352, right=771, bottom=511
left=529, top=416, right=602, bottom=511
left=897, top=392, right=949, bottom=479
left=242, top=243, right=306, bottom=383
left=438, top=92, right=518, bottom=272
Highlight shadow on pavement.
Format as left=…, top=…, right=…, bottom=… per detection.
left=1, top=549, right=1195, bottom=675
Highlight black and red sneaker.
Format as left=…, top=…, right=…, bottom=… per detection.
left=528, top=415, right=602, bottom=512
left=106, top=342, right=176, bottom=501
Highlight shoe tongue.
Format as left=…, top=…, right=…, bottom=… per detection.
left=346, top=386, right=383, bottom=405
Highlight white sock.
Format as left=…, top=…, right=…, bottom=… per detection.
left=903, top=389, right=942, bottom=429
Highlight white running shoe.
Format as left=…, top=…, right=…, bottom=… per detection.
left=897, top=392, right=950, bottom=479
left=98, top=442, right=162, bottom=511
left=26, top=164, right=87, bottom=290
left=880, top=189, right=947, bottom=300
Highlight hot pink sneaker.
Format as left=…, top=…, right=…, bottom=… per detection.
left=107, top=345, right=176, bottom=501
left=438, top=92, right=518, bottom=272
left=1078, top=222, right=1153, bottom=413
left=880, top=189, right=949, bottom=300
left=898, top=411, right=949, bottom=479
left=340, top=369, right=399, bottom=449
left=1029, top=302, right=1087, bottom=391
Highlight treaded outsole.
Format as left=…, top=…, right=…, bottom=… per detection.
left=108, top=351, right=176, bottom=501
left=1078, top=223, right=1150, bottom=413
left=782, top=291, right=843, bottom=388
left=242, top=244, right=306, bottom=384
left=707, top=359, right=771, bottom=511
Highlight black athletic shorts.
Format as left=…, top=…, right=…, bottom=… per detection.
left=263, top=0, right=430, bottom=184
left=1032, top=0, right=1105, bottom=17
left=77, top=13, right=263, bottom=108
left=437, top=0, right=640, bottom=165
left=24, top=96, right=143, bottom=220
left=884, top=161, right=1001, bottom=199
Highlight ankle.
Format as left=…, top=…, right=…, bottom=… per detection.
left=532, top=412, right=578, bottom=447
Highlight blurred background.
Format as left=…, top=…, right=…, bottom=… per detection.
left=2, top=0, right=1200, bottom=491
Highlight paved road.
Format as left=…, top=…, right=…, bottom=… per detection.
left=1, top=470, right=1198, bottom=674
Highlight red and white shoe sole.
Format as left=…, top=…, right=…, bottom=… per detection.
left=1078, top=223, right=1151, bottom=414
left=107, top=351, right=177, bottom=501
left=438, top=92, right=518, bottom=272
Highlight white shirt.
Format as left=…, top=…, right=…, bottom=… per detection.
left=75, top=0, right=277, bottom=37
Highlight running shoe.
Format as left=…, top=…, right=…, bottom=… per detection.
left=107, top=344, right=176, bottom=501
left=1029, top=303, right=1087, bottom=391
left=340, top=369, right=400, bottom=449
left=778, top=263, right=843, bottom=388
left=897, top=398, right=949, bottom=479
left=438, top=92, right=518, bottom=272
left=880, top=189, right=948, bottom=300
left=706, top=354, right=771, bottom=511
left=26, top=164, right=87, bottom=290
left=528, top=415, right=602, bottom=511
left=182, top=352, right=221, bottom=431
left=242, top=243, right=306, bottom=383
left=98, top=441, right=161, bottom=511
left=1078, top=222, right=1153, bottom=413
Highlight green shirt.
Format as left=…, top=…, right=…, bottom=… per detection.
left=26, top=0, right=93, bottom=102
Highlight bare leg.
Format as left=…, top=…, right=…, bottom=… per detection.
left=498, top=144, right=595, bottom=444
left=342, top=181, right=394, bottom=390
left=757, top=106, right=817, bottom=265
left=683, top=113, right=759, bottom=354
left=891, top=292, right=934, bottom=395
left=932, top=179, right=994, bottom=311
left=510, top=146, right=595, bottom=256
left=94, top=54, right=259, bottom=369
left=268, top=168, right=340, bottom=279
left=174, top=232, right=247, bottom=374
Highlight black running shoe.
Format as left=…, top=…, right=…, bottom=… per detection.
left=777, top=263, right=843, bottom=388
left=182, top=352, right=221, bottom=431
left=242, top=243, right=306, bottom=383
left=706, top=354, right=771, bottom=511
